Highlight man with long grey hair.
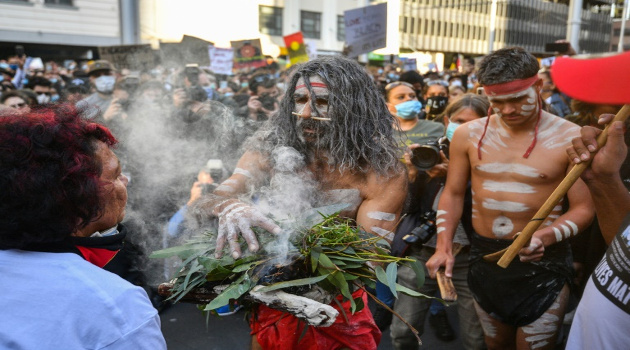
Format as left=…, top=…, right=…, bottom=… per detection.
left=196, top=56, right=407, bottom=349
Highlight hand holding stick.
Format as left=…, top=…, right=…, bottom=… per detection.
left=484, top=104, right=630, bottom=267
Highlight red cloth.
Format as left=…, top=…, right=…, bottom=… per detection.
left=75, top=246, right=118, bottom=268
left=250, top=289, right=381, bottom=350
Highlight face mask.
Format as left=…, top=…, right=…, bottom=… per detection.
left=94, top=75, right=115, bottom=94
left=224, top=92, right=234, bottom=97
left=51, top=94, right=60, bottom=103
left=0, top=76, right=3, bottom=82
left=387, top=73, right=399, bottom=80
left=209, top=83, right=217, bottom=90
left=50, top=78, right=58, bottom=84
left=426, top=96, right=448, bottom=115
left=241, top=82, right=249, bottom=88
left=445, top=121, right=460, bottom=141
left=377, top=69, right=384, bottom=74
left=395, top=100, right=423, bottom=120
left=9, top=64, right=19, bottom=71
left=276, top=82, right=286, bottom=91
left=37, top=94, right=50, bottom=104
left=544, top=96, right=552, bottom=105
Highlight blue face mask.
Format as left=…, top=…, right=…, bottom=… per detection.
left=445, top=121, right=460, bottom=141
left=395, top=100, right=422, bottom=119
left=0, top=76, right=3, bottom=82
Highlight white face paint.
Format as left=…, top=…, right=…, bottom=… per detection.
left=483, top=199, right=530, bottom=212
left=492, top=215, right=514, bottom=238
left=477, top=162, right=540, bottom=178
left=371, top=226, right=394, bottom=240
left=234, top=168, right=252, bottom=178
left=366, top=211, right=396, bottom=221
left=482, top=180, right=536, bottom=194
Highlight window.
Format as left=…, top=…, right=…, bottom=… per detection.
left=301, top=11, right=321, bottom=39
left=337, top=15, right=345, bottom=41
left=45, top=0, right=73, bottom=5
left=259, top=5, right=283, bottom=36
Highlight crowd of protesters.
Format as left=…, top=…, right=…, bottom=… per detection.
left=1, top=43, right=629, bottom=350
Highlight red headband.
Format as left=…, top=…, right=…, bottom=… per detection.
left=296, top=82, right=328, bottom=90
left=483, top=75, right=539, bottom=97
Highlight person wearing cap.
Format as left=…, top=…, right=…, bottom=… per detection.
left=550, top=50, right=630, bottom=349
left=425, top=47, right=594, bottom=350
left=77, top=60, right=117, bottom=119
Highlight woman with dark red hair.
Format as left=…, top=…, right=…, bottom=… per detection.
left=0, top=105, right=166, bottom=349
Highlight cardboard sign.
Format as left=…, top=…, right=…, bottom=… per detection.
left=344, top=3, right=387, bottom=58
left=98, top=44, right=155, bottom=71
left=403, top=58, right=417, bottom=71
left=208, top=46, right=234, bottom=75
left=231, top=39, right=266, bottom=70
left=283, top=32, right=309, bottom=65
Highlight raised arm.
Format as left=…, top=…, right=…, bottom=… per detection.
left=566, top=114, right=630, bottom=244
left=193, top=150, right=281, bottom=258
left=425, top=125, right=471, bottom=278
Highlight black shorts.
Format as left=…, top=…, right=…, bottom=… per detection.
left=468, top=231, right=572, bottom=327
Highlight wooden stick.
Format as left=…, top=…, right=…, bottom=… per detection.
left=436, top=243, right=462, bottom=302
left=484, top=105, right=630, bottom=267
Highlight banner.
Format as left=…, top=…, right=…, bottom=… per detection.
left=231, top=39, right=266, bottom=70
left=208, top=46, right=234, bottom=75
left=98, top=44, right=155, bottom=71
left=283, top=32, right=309, bottom=65
left=343, top=3, right=387, bottom=58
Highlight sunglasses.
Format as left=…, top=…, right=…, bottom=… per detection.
left=384, top=81, right=415, bottom=92
left=35, top=91, right=51, bottom=96
left=252, top=74, right=274, bottom=83
left=9, top=102, right=26, bottom=108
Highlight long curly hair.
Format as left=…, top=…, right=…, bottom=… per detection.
left=245, top=56, right=402, bottom=176
left=0, top=104, right=117, bottom=249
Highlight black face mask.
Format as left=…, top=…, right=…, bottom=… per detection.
left=426, top=96, right=448, bottom=116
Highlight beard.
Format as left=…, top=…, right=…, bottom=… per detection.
left=296, top=118, right=333, bottom=150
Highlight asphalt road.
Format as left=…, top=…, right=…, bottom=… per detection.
left=160, top=301, right=466, bottom=350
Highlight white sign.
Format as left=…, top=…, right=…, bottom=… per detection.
left=344, top=3, right=387, bottom=58
left=306, top=41, right=318, bottom=60
left=403, top=58, right=417, bottom=71
left=208, top=46, right=234, bottom=75
left=540, top=56, right=556, bottom=67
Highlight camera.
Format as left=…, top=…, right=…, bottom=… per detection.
left=411, top=137, right=449, bottom=171
left=402, top=211, right=437, bottom=246
left=259, top=93, right=277, bottom=110
left=182, top=64, right=208, bottom=103
left=200, top=183, right=217, bottom=195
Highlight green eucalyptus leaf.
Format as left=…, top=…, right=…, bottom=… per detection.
left=256, top=274, right=330, bottom=293
left=318, top=252, right=337, bottom=271
left=203, top=274, right=251, bottom=311
left=385, top=262, right=398, bottom=299
left=408, top=258, right=425, bottom=289
left=353, top=295, right=365, bottom=313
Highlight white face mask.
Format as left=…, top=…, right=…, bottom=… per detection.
left=94, top=75, right=115, bottom=94
left=544, top=96, right=552, bottom=105
left=37, top=94, right=50, bottom=104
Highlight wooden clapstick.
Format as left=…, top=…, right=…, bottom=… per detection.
left=483, top=105, right=630, bottom=267
left=436, top=243, right=462, bottom=302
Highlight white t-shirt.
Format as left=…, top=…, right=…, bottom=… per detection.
left=0, top=250, right=166, bottom=350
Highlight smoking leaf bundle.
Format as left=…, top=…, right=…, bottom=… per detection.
left=151, top=212, right=431, bottom=319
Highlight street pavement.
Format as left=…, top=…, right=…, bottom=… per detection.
left=160, top=301, right=466, bottom=350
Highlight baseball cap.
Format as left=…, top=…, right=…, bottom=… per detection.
left=87, top=60, right=115, bottom=76
left=551, top=51, right=630, bottom=105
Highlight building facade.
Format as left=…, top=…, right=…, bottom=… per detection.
left=0, top=0, right=140, bottom=60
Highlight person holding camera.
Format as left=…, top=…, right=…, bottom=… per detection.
left=389, top=92, right=489, bottom=350
left=426, top=47, right=594, bottom=350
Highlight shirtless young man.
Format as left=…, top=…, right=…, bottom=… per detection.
left=425, top=47, right=594, bottom=350
left=196, top=56, right=407, bottom=350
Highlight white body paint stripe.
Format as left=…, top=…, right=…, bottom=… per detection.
left=436, top=218, right=446, bottom=225
left=553, top=227, right=562, bottom=242
left=566, top=220, right=578, bottom=236
left=233, top=168, right=252, bottom=178
left=483, top=199, right=530, bottom=212
left=477, top=163, right=540, bottom=178
left=482, top=180, right=536, bottom=194
left=366, top=211, right=396, bottom=221
left=371, top=226, right=394, bottom=240
left=437, top=227, right=446, bottom=234
left=561, top=224, right=571, bottom=239
left=223, top=179, right=239, bottom=185
left=436, top=210, right=448, bottom=217
left=215, top=185, right=235, bottom=193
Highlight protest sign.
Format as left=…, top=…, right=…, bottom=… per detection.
left=306, top=41, right=317, bottom=60
left=344, top=3, right=387, bottom=58
left=403, top=58, right=417, bottom=71
left=98, top=44, right=156, bottom=71
left=231, top=39, right=266, bottom=70
left=283, top=32, right=309, bottom=65
left=208, top=46, right=234, bottom=75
